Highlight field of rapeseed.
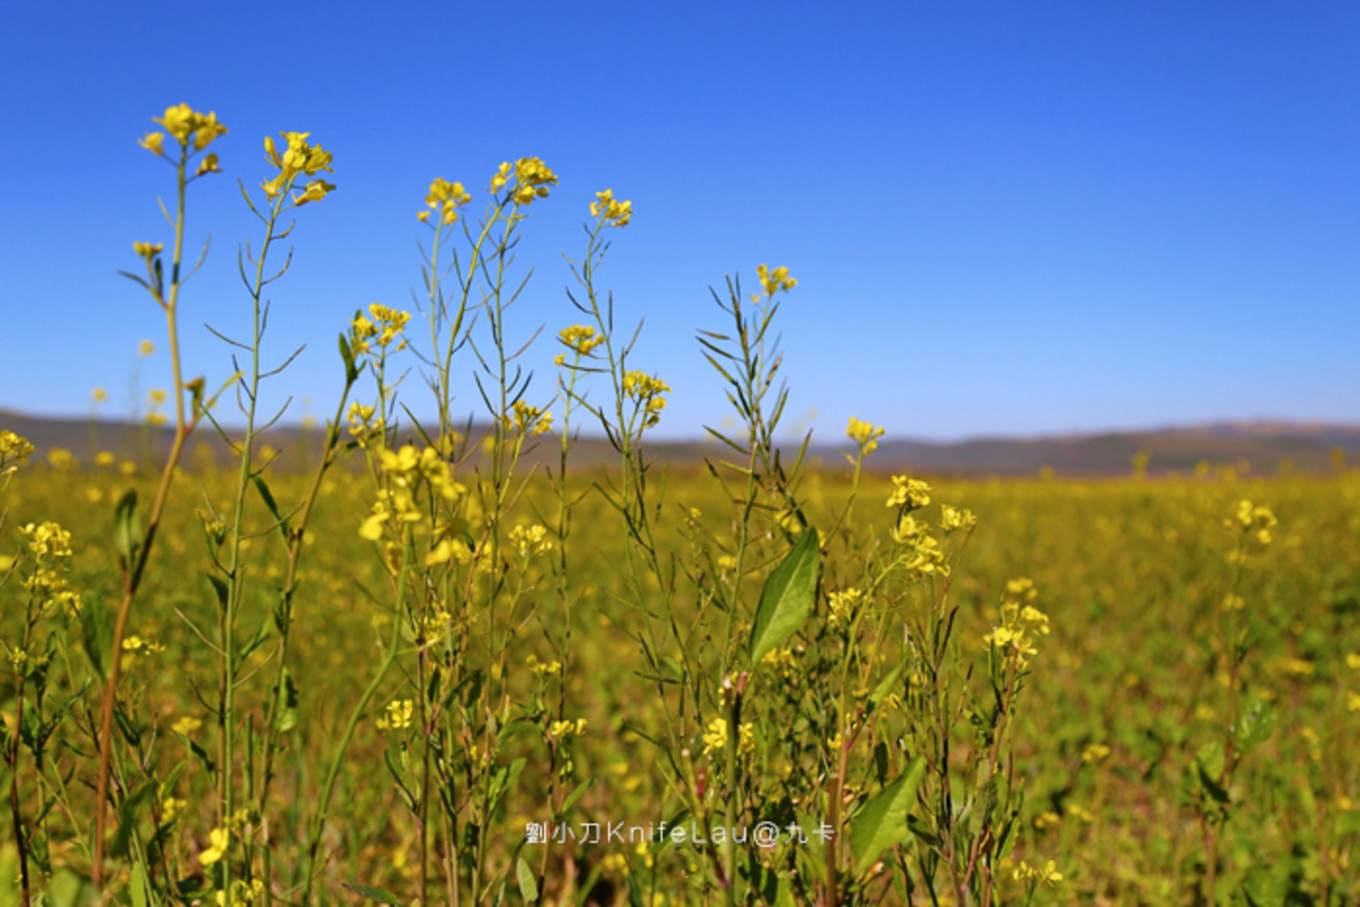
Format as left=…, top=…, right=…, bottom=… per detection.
left=2, top=105, right=1359, bottom=907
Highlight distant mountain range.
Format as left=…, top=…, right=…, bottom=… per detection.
left=3, top=410, right=1357, bottom=477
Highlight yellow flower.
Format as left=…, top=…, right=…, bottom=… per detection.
left=701, top=717, right=755, bottom=758
left=46, top=448, right=74, bottom=470
left=886, top=475, right=930, bottom=510
left=138, top=132, right=165, bottom=156
left=756, top=264, right=797, bottom=296
left=139, top=339, right=156, bottom=358
left=293, top=178, right=336, bottom=206
left=622, top=371, right=671, bottom=428
left=1033, top=811, right=1061, bottom=830
left=199, top=826, right=230, bottom=865
left=377, top=699, right=414, bottom=731
left=940, top=504, right=976, bottom=532
left=490, top=161, right=513, bottom=193
left=549, top=718, right=588, bottom=738
left=1081, top=743, right=1111, bottom=765
left=591, top=189, right=633, bottom=227
left=21, top=522, right=73, bottom=559
left=1013, top=859, right=1063, bottom=886
left=92, top=387, right=108, bottom=403
left=195, top=153, right=221, bottom=176
left=846, top=417, right=885, bottom=455
left=558, top=324, right=604, bottom=357
left=508, top=156, right=558, bottom=204
left=509, top=524, right=552, bottom=559
left=526, top=655, right=562, bottom=677
left=154, top=104, right=227, bottom=150
left=425, top=178, right=472, bottom=224
left=1347, top=653, right=1360, bottom=671
left=172, top=716, right=202, bottom=736
left=828, top=588, right=863, bottom=627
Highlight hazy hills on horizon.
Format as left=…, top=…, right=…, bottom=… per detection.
left=3, top=409, right=1358, bottom=478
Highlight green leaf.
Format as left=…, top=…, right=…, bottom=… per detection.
left=274, top=667, right=300, bottom=733
left=252, top=474, right=288, bottom=540
left=80, top=600, right=114, bottom=678
left=561, top=776, right=595, bottom=814
left=516, top=856, right=539, bottom=903
left=1235, top=699, right=1277, bottom=754
left=870, top=663, right=904, bottom=709
left=343, top=883, right=406, bottom=905
left=129, top=862, right=149, bottom=907
left=47, top=868, right=98, bottom=907
left=626, top=870, right=646, bottom=907
left=748, top=527, right=820, bottom=667
left=850, top=756, right=926, bottom=876
left=114, top=489, right=141, bottom=571
left=339, top=332, right=359, bottom=385
left=207, top=574, right=230, bottom=612
left=109, top=782, right=156, bottom=859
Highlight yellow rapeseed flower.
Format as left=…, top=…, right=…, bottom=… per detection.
left=846, top=417, right=885, bottom=455
left=199, top=827, right=230, bottom=865
left=591, top=189, right=633, bottom=227
left=886, top=475, right=930, bottom=510
left=756, top=264, right=797, bottom=296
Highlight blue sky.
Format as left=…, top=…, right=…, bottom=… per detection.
left=1, top=1, right=1356, bottom=441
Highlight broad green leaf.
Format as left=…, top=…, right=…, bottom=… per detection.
left=517, top=856, right=539, bottom=903
left=850, top=756, right=926, bottom=876
left=748, top=527, right=820, bottom=667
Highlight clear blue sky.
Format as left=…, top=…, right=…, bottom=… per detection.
left=2, top=1, right=1356, bottom=441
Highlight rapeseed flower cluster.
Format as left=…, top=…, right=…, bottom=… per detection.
left=1012, top=859, right=1063, bottom=886
left=1, top=430, right=35, bottom=475
left=549, top=718, right=588, bottom=739
left=702, top=717, right=755, bottom=759
left=556, top=324, right=605, bottom=364
left=18, top=522, right=81, bottom=615
left=886, top=475, right=931, bottom=511
left=622, top=371, right=671, bottom=428
left=262, top=131, right=335, bottom=205
left=1232, top=499, right=1277, bottom=545
left=351, top=304, right=412, bottom=358
left=359, top=444, right=464, bottom=541
left=140, top=103, right=227, bottom=159
left=490, top=157, right=558, bottom=204
left=846, top=417, right=885, bottom=455
left=828, top=587, right=863, bottom=628
left=503, top=400, right=553, bottom=437
left=377, top=699, right=414, bottom=732
left=591, top=189, right=633, bottom=227
left=888, top=515, right=948, bottom=578
left=940, top=504, right=977, bottom=533
left=419, top=177, right=472, bottom=225
left=983, top=578, right=1050, bottom=669
left=346, top=403, right=383, bottom=448
left=756, top=264, right=797, bottom=296
left=509, top=524, right=552, bottom=559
